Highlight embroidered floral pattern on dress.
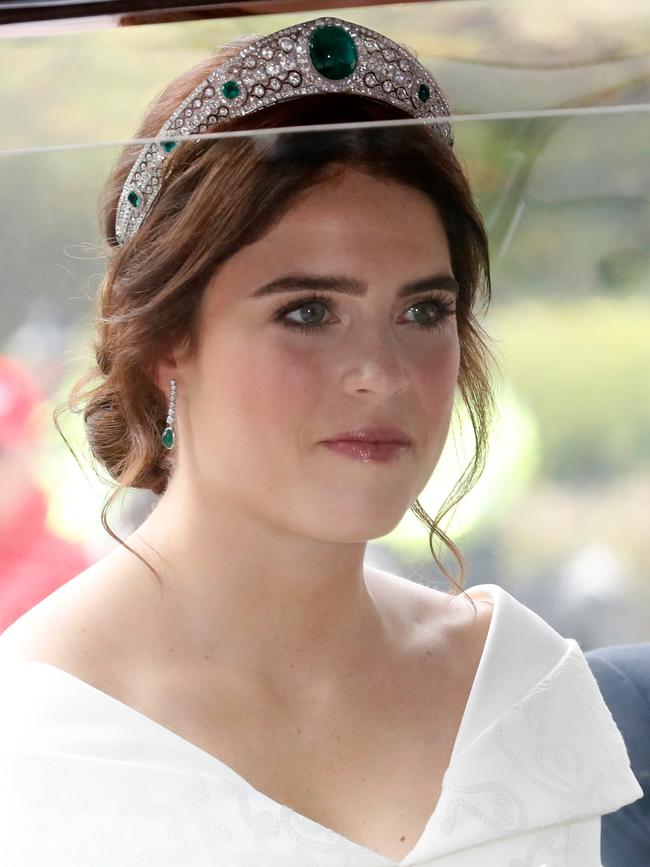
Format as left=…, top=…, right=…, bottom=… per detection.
left=0, top=585, right=642, bottom=866
left=424, top=639, right=641, bottom=863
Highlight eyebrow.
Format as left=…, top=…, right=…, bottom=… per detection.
left=251, top=272, right=460, bottom=299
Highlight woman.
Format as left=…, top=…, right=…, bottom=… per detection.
left=0, top=16, right=642, bottom=866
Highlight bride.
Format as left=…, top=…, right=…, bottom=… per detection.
left=0, top=16, right=641, bottom=866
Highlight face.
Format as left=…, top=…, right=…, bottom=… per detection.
left=165, top=165, right=460, bottom=542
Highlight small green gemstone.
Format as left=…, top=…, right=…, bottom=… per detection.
left=127, top=190, right=141, bottom=207
left=309, top=24, right=357, bottom=80
left=222, top=80, right=240, bottom=99
left=161, top=426, right=175, bottom=449
left=418, top=83, right=430, bottom=103
left=161, top=140, right=177, bottom=152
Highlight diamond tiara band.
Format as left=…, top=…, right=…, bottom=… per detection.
left=115, top=16, right=455, bottom=246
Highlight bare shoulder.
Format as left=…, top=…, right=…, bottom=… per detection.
left=364, top=565, right=494, bottom=652
left=0, top=555, right=147, bottom=688
left=453, top=586, right=495, bottom=655
left=0, top=565, right=100, bottom=664
left=365, top=566, right=494, bottom=634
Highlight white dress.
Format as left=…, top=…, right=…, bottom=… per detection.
left=0, top=583, right=643, bottom=866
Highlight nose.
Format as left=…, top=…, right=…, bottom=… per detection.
left=341, top=330, right=410, bottom=397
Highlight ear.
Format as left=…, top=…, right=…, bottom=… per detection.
left=152, top=332, right=194, bottom=395
left=153, top=351, right=182, bottom=396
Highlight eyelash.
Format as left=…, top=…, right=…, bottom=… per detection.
left=273, top=293, right=457, bottom=335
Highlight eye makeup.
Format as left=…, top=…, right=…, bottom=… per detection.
left=272, top=293, right=457, bottom=335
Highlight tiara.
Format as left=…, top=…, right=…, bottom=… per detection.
left=115, top=16, right=455, bottom=246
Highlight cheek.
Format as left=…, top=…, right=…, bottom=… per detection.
left=214, top=339, right=323, bottom=448
left=415, top=332, right=460, bottom=390
left=411, top=336, right=460, bottom=433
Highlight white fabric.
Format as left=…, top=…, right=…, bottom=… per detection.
left=0, top=582, right=643, bottom=866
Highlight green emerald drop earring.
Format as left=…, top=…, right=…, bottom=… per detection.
left=161, top=378, right=176, bottom=449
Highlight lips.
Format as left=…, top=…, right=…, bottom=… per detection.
left=322, top=426, right=411, bottom=444
left=321, top=439, right=410, bottom=464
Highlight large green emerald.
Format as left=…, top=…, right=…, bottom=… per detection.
left=309, top=25, right=357, bottom=80
left=222, top=80, right=240, bottom=99
left=161, top=426, right=175, bottom=449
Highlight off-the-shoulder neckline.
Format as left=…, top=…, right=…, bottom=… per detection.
left=7, top=582, right=503, bottom=867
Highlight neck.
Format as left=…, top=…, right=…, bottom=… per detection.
left=121, top=471, right=391, bottom=693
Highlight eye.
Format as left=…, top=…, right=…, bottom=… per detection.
left=276, top=294, right=332, bottom=331
left=402, top=296, right=457, bottom=330
left=272, top=293, right=457, bottom=334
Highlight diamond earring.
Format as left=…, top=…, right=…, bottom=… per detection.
left=161, top=378, right=176, bottom=449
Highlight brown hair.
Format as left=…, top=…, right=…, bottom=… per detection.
left=54, top=32, right=501, bottom=600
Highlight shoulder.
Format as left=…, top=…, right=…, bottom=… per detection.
left=443, top=586, right=495, bottom=682
left=0, top=569, right=92, bottom=665
left=0, top=558, right=142, bottom=689
left=364, top=565, right=494, bottom=655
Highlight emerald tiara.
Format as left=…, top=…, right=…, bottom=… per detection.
left=115, top=16, right=455, bottom=246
